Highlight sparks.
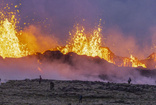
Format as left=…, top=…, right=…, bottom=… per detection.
left=58, top=24, right=147, bottom=68
left=0, top=5, right=29, bottom=58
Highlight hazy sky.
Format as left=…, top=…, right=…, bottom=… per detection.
left=3, top=0, right=156, bottom=57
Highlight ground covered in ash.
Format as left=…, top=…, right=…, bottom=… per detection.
left=0, top=79, right=156, bottom=105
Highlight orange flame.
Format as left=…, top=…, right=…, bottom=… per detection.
left=0, top=4, right=148, bottom=68
left=0, top=6, right=29, bottom=58
left=58, top=24, right=146, bottom=68
left=130, top=55, right=146, bottom=68
left=59, top=24, right=113, bottom=64
left=121, top=55, right=146, bottom=68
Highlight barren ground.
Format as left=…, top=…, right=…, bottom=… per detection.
left=0, top=79, right=156, bottom=105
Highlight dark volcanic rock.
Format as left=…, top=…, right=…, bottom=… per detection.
left=43, top=50, right=64, bottom=60
left=35, top=50, right=114, bottom=66
left=34, top=50, right=156, bottom=81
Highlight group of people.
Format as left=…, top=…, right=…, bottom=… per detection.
left=38, top=75, right=82, bottom=103
left=0, top=75, right=132, bottom=104
left=38, top=75, right=54, bottom=90
left=38, top=75, right=132, bottom=104
left=78, top=77, right=132, bottom=103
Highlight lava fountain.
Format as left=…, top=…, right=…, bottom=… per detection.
left=1, top=2, right=156, bottom=85
left=58, top=24, right=146, bottom=68
left=0, top=5, right=29, bottom=58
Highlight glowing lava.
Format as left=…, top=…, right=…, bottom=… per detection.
left=58, top=24, right=147, bottom=68
left=0, top=4, right=148, bottom=68
left=121, top=55, right=146, bottom=68
left=0, top=6, right=29, bottom=58
left=59, top=24, right=113, bottom=63
left=59, top=24, right=114, bottom=61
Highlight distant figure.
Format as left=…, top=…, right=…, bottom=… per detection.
left=128, top=77, right=131, bottom=84
left=39, top=75, right=42, bottom=84
left=79, top=95, right=82, bottom=103
left=50, top=82, right=54, bottom=90
left=0, top=78, right=1, bottom=85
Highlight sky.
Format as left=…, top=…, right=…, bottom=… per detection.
left=2, top=0, right=156, bottom=58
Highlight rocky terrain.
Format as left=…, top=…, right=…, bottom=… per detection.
left=0, top=79, right=156, bottom=105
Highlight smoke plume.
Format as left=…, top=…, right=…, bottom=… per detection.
left=1, top=0, right=156, bottom=85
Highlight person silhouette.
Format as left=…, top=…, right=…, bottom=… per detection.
left=128, top=77, right=131, bottom=84
left=50, top=82, right=54, bottom=90
left=0, top=78, right=1, bottom=85
left=39, top=75, right=42, bottom=84
left=79, top=95, right=82, bottom=103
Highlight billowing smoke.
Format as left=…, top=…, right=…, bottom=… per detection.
left=3, top=0, right=156, bottom=58
left=18, top=25, right=60, bottom=53
left=0, top=52, right=156, bottom=85
left=1, top=0, right=156, bottom=85
left=103, top=28, right=152, bottom=59
left=17, top=0, right=156, bottom=58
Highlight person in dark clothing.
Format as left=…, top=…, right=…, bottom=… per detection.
left=39, top=75, right=42, bottom=84
left=128, top=77, right=131, bottom=84
left=79, top=95, right=82, bottom=103
left=50, top=82, right=54, bottom=90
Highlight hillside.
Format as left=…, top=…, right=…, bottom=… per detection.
left=0, top=79, right=156, bottom=105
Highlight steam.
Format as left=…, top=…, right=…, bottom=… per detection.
left=13, top=0, right=156, bottom=60
left=103, top=28, right=152, bottom=59
left=103, top=26, right=156, bottom=60
left=0, top=53, right=156, bottom=85
left=1, top=0, right=156, bottom=85
left=18, top=25, right=59, bottom=53
left=4, top=0, right=156, bottom=59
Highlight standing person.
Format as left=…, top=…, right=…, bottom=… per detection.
left=39, top=75, right=42, bottom=84
left=79, top=95, right=82, bottom=103
left=0, top=78, right=1, bottom=85
left=128, top=77, right=131, bottom=84
left=50, top=82, right=54, bottom=90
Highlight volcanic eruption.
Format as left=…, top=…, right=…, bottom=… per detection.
left=0, top=4, right=29, bottom=58
left=0, top=2, right=156, bottom=85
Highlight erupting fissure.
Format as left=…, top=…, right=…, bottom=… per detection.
left=58, top=24, right=113, bottom=63
left=0, top=5, right=29, bottom=58
left=58, top=24, right=147, bottom=68
left=0, top=4, right=148, bottom=68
